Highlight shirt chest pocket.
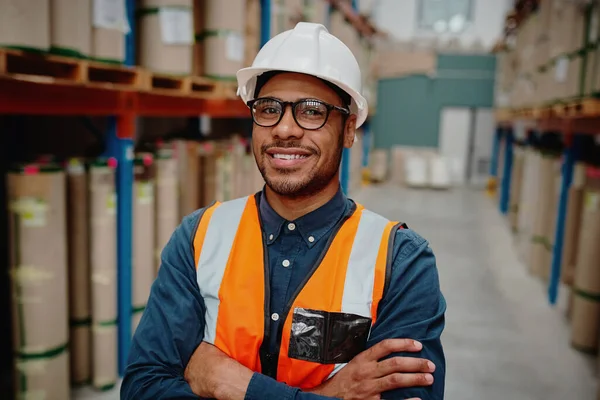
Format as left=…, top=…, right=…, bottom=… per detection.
left=288, top=307, right=372, bottom=364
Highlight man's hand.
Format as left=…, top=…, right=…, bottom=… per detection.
left=309, top=339, right=435, bottom=400
left=184, top=341, right=254, bottom=400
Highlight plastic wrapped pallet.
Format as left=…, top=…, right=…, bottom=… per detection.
left=50, top=0, right=92, bottom=58
left=155, top=148, right=179, bottom=273
left=0, top=0, right=51, bottom=51
left=88, top=159, right=118, bottom=391
left=137, top=0, right=194, bottom=74
left=429, top=155, right=452, bottom=190
left=199, top=0, right=246, bottom=80
left=66, top=158, right=91, bottom=387
left=92, top=0, right=128, bottom=63
left=133, top=154, right=156, bottom=333
left=561, top=162, right=587, bottom=286
left=369, top=149, right=388, bottom=183
left=7, top=163, right=70, bottom=400
left=571, top=167, right=600, bottom=354
left=405, top=153, right=429, bottom=189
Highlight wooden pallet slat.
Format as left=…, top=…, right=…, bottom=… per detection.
left=0, top=48, right=82, bottom=83
left=84, top=61, right=144, bottom=89
left=0, top=48, right=144, bottom=89
left=187, top=76, right=218, bottom=97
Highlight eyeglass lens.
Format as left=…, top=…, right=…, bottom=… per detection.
left=251, top=98, right=330, bottom=130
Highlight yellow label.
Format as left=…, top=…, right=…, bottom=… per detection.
left=11, top=198, right=48, bottom=228
left=107, top=192, right=117, bottom=215
left=585, top=192, right=600, bottom=212
left=137, top=182, right=154, bottom=205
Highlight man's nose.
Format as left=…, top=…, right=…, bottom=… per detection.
left=272, top=106, right=304, bottom=140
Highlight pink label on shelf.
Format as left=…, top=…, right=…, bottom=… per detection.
left=23, top=165, right=39, bottom=175
left=587, top=166, right=600, bottom=179
left=108, top=157, right=118, bottom=169
left=143, top=154, right=154, bottom=166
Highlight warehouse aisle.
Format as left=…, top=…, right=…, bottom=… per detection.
left=352, top=184, right=598, bottom=400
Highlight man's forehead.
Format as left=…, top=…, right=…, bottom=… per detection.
left=258, top=73, right=341, bottom=103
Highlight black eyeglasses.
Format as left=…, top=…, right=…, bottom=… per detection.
left=247, top=97, right=350, bottom=130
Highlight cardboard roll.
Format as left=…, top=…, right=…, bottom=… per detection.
left=50, top=0, right=92, bottom=58
left=0, top=0, right=51, bottom=52
left=136, top=6, right=194, bottom=75
left=571, top=175, right=600, bottom=353
left=7, top=162, right=70, bottom=400
left=134, top=153, right=156, bottom=313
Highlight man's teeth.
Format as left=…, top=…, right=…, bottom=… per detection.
left=273, top=154, right=307, bottom=160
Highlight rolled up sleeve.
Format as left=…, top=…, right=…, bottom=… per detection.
left=367, top=229, right=447, bottom=400
left=121, top=210, right=206, bottom=399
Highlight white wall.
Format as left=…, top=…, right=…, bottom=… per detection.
left=370, top=0, right=512, bottom=50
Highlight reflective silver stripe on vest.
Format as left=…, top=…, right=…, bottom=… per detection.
left=196, top=196, right=249, bottom=344
left=329, top=209, right=390, bottom=379
left=341, top=209, right=389, bottom=317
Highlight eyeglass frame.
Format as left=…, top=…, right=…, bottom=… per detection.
left=246, top=97, right=351, bottom=131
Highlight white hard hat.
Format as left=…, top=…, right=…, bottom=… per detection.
left=236, top=22, right=369, bottom=128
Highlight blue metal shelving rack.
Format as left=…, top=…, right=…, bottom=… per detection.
left=548, top=135, right=582, bottom=305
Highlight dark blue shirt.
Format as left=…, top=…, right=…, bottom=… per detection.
left=121, top=188, right=446, bottom=399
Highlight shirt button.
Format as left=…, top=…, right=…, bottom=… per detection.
left=282, top=259, right=291, bottom=268
left=271, top=313, right=280, bottom=321
left=308, top=236, right=315, bottom=243
left=269, top=234, right=274, bottom=240
left=288, top=223, right=296, bottom=231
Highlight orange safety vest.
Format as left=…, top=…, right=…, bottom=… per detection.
left=192, top=194, right=404, bottom=389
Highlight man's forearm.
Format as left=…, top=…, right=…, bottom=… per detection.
left=245, top=373, right=339, bottom=400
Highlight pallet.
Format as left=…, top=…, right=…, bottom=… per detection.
left=143, top=73, right=225, bottom=98
left=215, top=81, right=239, bottom=99
left=0, top=48, right=144, bottom=89
left=550, top=98, right=600, bottom=118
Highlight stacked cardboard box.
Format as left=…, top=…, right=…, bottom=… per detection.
left=499, top=0, right=588, bottom=107
left=137, top=0, right=195, bottom=75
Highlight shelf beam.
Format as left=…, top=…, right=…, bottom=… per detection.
left=136, top=94, right=249, bottom=118
left=0, top=76, right=250, bottom=122
left=0, top=77, right=132, bottom=116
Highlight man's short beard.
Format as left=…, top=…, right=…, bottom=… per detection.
left=257, top=133, right=344, bottom=200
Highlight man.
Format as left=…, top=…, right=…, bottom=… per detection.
left=122, top=22, right=446, bottom=400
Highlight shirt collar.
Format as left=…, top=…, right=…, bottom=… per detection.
left=258, top=187, right=349, bottom=248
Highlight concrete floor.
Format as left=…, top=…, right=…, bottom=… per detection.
left=77, top=184, right=599, bottom=400
left=352, top=183, right=599, bottom=400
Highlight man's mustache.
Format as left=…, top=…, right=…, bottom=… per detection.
left=261, top=141, right=319, bottom=156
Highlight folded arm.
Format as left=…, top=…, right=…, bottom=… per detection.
left=121, top=210, right=207, bottom=399
left=366, top=229, right=447, bottom=400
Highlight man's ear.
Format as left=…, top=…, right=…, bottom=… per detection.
left=343, top=115, right=357, bottom=149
